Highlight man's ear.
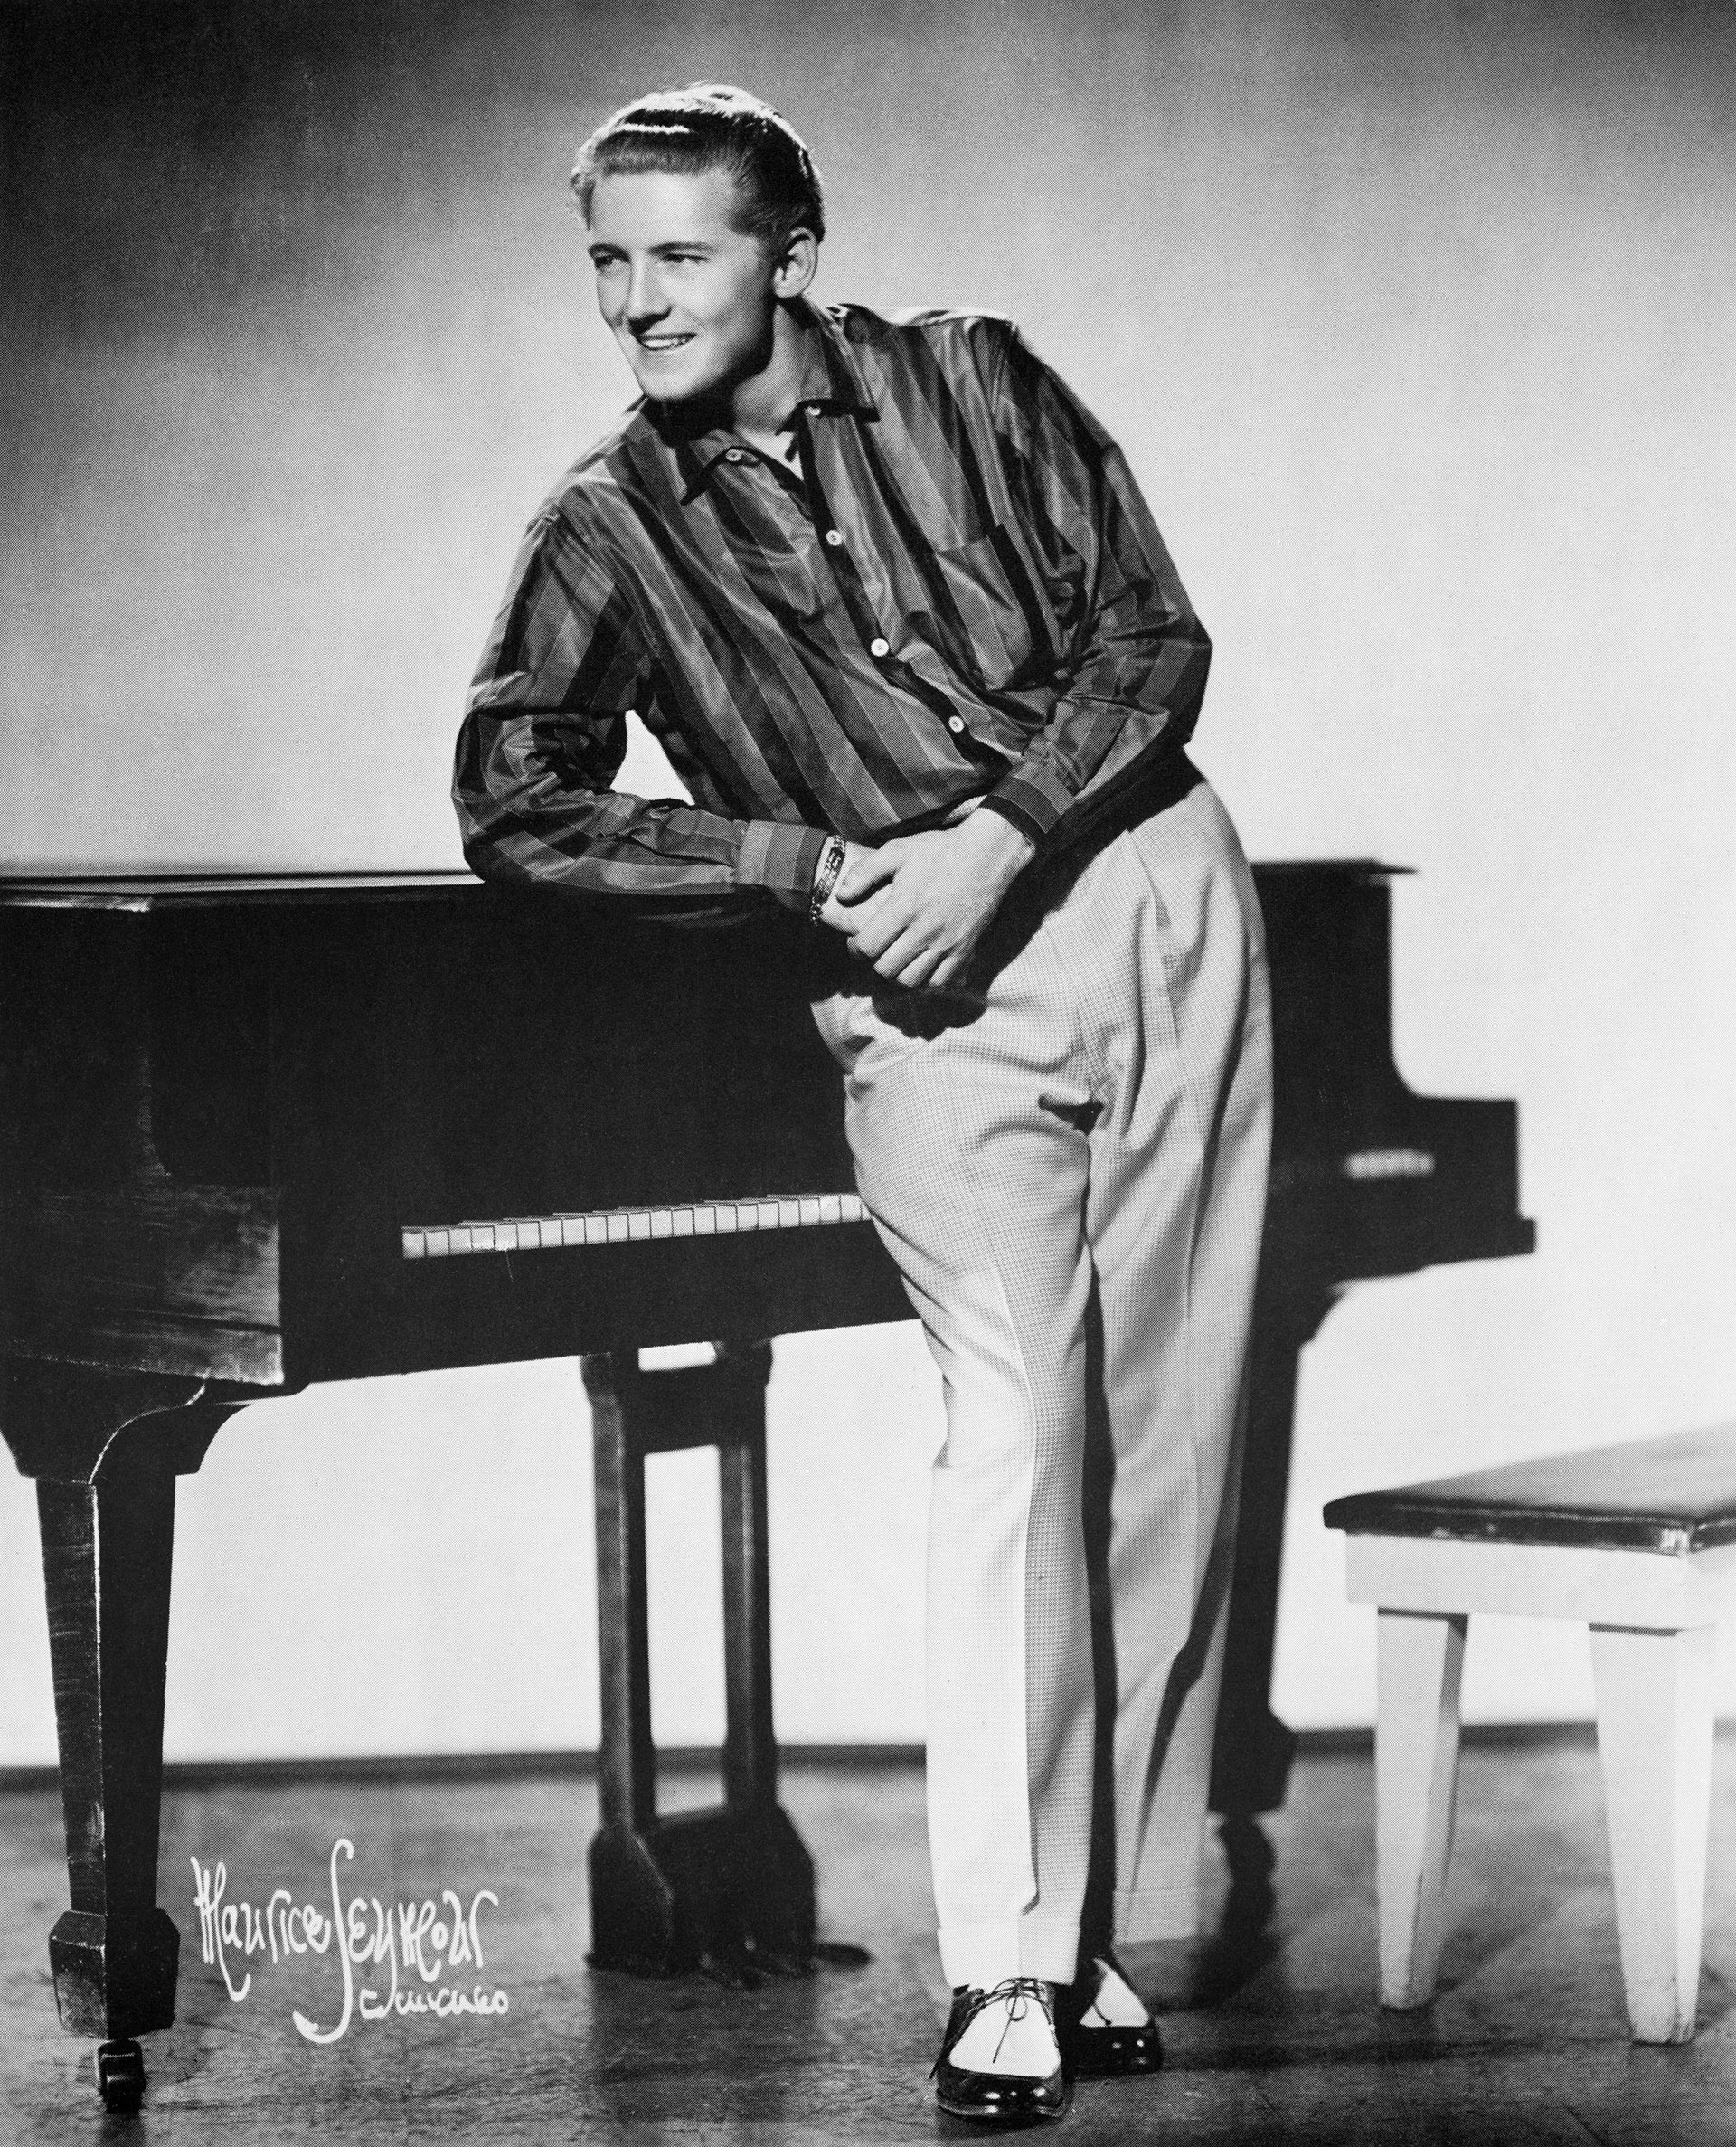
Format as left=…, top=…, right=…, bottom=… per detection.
left=771, top=226, right=818, bottom=299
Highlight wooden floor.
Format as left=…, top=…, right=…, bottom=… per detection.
left=5, top=1735, right=1736, bottom=2142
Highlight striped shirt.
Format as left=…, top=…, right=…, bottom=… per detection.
left=453, top=298, right=1211, bottom=915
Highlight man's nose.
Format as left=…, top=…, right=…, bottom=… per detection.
left=624, top=260, right=666, bottom=325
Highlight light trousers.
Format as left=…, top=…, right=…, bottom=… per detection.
left=809, top=779, right=1272, bottom=1991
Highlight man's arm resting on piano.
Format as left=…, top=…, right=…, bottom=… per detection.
left=454, top=702, right=832, bottom=921
left=455, top=511, right=829, bottom=918
left=456, top=688, right=1038, bottom=972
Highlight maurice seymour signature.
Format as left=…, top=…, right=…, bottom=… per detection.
left=191, top=1838, right=507, bottom=2043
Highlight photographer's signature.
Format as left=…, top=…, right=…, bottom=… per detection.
left=191, top=1839, right=507, bottom=2043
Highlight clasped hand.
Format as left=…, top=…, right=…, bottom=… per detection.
left=817, top=809, right=1035, bottom=988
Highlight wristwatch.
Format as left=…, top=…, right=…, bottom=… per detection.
left=808, top=836, right=846, bottom=927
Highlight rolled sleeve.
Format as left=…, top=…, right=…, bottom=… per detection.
left=980, top=761, right=1073, bottom=845
left=736, top=819, right=831, bottom=909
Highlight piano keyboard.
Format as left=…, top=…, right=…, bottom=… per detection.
left=401, top=1150, right=1435, bottom=1261
left=402, top=1190, right=869, bottom=1261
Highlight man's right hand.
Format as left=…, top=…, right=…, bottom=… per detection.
left=816, top=814, right=1033, bottom=988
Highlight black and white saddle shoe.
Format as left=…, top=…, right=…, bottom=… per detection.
left=1059, top=1953, right=1163, bottom=2077
left=932, top=1976, right=1067, bottom=2123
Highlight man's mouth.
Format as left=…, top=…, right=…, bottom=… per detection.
left=636, top=333, right=694, bottom=353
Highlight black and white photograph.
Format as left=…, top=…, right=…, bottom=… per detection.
left=1, top=2, right=1732, bottom=2139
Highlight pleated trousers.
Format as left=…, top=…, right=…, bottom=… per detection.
left=809, top=777, right=1272, bottom=1991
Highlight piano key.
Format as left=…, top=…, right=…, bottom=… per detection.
left=671, top=1207, right=694, bottom=1237
left=649, top=1208, right=673, bottom=1239
left=627, top=1210, right=652, bottom=1242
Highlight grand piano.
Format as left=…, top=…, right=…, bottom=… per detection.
left=0, top=863, right=1533, bottom=2108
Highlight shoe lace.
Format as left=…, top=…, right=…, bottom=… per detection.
left=932, top=1974, right=1056, bottom=2076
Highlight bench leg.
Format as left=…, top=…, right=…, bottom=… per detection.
left=1375, top=1608, right=1466, bottom=2009
left=1589, top=1622, right=1714, bottom=2044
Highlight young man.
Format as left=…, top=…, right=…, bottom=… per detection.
left=454, top=84, right=1271, bottom=2123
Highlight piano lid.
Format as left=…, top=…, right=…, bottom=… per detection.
left=0, top=869, right=484, bottom=911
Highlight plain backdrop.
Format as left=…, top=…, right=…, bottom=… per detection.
left=1, top=0, right=1732, bottom=1764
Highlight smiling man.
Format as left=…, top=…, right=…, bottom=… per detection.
left=454, top=83, right=1272, bottom=2123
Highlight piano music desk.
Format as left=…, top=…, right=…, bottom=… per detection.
left=0, top=864, right=1532, bottom=2109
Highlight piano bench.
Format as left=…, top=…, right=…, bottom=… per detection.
left=1324, top=1423, right=1736, bottom=2044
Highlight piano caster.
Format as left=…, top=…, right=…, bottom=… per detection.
left=94, top=2039, right=146, bottom=2114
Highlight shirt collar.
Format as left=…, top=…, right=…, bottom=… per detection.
left=652, top=299, right=877, bottom=505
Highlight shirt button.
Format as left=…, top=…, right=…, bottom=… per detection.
left=869, top=637, right=891, bottom=658
left=723, top=448, right=746, bottom=463
left=806, top=402, right=823, bottom=415
left=947, top=716, right=967, bottom=735
left=824, top=528, right=844, bottom=547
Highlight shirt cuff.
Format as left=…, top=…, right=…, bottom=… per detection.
left=736, top=819, right=830, bottom=911
left=980, top=760, right=1075, bottom=847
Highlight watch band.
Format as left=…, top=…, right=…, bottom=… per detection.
left=808, top=835, right=846, bottom=927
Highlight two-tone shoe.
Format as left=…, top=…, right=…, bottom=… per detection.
left=932, top=1975, right=1067, bottom=2122
left=1059, top=1953, right=1163, bottom=2077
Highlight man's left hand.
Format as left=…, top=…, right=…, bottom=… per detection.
left=826, top=809, right=1035, bottom=988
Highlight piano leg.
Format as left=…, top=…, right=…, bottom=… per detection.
left=582, top=1344, right=816, bottom=1982
left=589, top=1351, right=656, bottom=1845
left=5, top=1362, right=244, bottom=2111
left=719, top=1400, right=778, bottom=1815
left=1204, top=1268, right=1341, bottom=1975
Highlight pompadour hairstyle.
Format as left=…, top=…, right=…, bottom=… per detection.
left=570, top=83, right=826, bottom=249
